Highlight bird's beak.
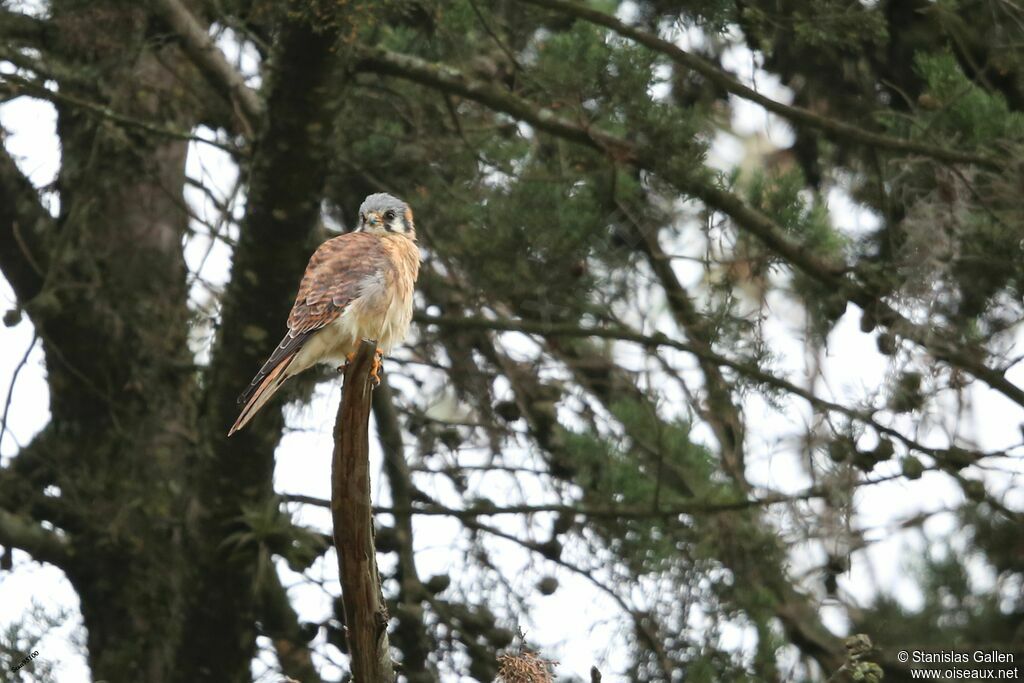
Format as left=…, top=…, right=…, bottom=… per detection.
left=367, top=212, right=381, bottom=227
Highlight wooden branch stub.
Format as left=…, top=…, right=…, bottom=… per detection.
left=332, top=339, right=395, bottom=682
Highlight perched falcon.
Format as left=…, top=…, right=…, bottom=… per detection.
left=229, top=193, right=420, bottom=436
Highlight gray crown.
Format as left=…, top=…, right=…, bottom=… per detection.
left=359, top=193, right=408, bottom=214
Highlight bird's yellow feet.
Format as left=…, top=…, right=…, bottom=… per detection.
left=369, top=347, right=384, bottom=386
left=337, top=351, right=358, bottom=373
left=338, top=347, right=384, bottom=384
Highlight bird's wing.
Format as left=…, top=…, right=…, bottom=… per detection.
left=230, top=233, right=386, bottom=434
left=286, top=231, right=386, bottom=336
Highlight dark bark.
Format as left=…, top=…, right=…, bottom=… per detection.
left=259, top=574, right=325, bottom=683
left=24, top=3, right=200, bottom=680
left=333, top=340, right=396, bottom=682
left=180, top=15, right=342, bottom=682
left=1, top=3, right=343, bottom=681
left=0, top=146, right=50, bottom=306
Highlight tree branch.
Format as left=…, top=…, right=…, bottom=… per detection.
left=333, top=340, right=395, bottom=682
left=353, top=45, right=844, bottom=281
left=372, top=382, right=437, bottom=681
left=356, top=46, right=1024, bottom=408
left=0, top=139, right=51, bottom=306
left=183, top=14, right=342, bottom=678
left=0, top=74, right=241, bottom=155
left=626, top=216, right=748, bottom=485
left=417, top=311, right=1004, bottom=466
left=151, top=0, right=264, bottom=137
left=0, top=8, right=49, bottom=46
left=515, top=0, right=999, bottom=169
left=541, top=336, right=846, bottom=672
left=285, top=470, right=908, bottom=520
left=451, top=507, right=678, bottom=677
left=0, top=332, right=37, bottom=456
left=259, top=572, right=325, bottom=683
left=0, top=508, right=69, bottom=568
left=200, top=19, right=341, bottom=444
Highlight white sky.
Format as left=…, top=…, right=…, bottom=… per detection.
left=1, top=12, right=1023, bottom=683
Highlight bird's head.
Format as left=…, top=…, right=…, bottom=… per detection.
left=355, top=193, right=415, bottom=237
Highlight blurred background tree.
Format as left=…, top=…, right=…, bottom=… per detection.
left=0, top=0, right=1022, bottom=681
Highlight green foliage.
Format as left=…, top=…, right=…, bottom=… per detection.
left=432, top=171, right=614, bottom=317
left=221, top=497, right=329, bottom=584
left=746, top=169, right=842, bottom=258
left=963, top=506, right=1024, bottom=582
left=744, top=168, right=847, bottom=335
left=914, top=52, right=1024, bottom=146
left=947, top=211, right=1024, bottom=323
left=789, top=3, right=888, bottom=52
left=561, top=427, right=684, bottom=574
left=741, top=0, right=887, bottom=55
left=856, top=522, right=1023, bottom=656
left=559, top=403, right=715, bottom=575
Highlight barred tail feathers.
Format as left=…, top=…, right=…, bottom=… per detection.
left=228, top=352, right=298, bottom=436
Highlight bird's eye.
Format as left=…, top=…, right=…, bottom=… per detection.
left=383, top=210, right=395, bottom=221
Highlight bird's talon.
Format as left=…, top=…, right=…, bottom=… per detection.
left=369, top=355, right=383, bottom=386
left=338, top=351, right=358, bottom=374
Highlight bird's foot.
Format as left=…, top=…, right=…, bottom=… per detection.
left=370, top=347, right=384, bottom=387
left=337, top=352, right=357, bottom=373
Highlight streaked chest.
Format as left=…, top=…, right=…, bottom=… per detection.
left=380, top=234, right=420, bottom=299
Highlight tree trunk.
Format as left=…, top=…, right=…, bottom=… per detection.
left=40, top=3, right=197, bottom=679
left=173, top=12, right=341, bottom=681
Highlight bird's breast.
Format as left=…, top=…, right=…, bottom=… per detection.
left=325, top=236, right=419, bottom=358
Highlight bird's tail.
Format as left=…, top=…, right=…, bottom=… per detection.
left=228, top=353, right=297, bottom=436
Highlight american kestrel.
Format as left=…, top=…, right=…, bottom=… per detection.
left=229, top=193, right=420, bottom=435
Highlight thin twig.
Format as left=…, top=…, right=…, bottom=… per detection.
left=0, top=332, right=36, bottom=456
left=0, top=74, right=242, bottom=155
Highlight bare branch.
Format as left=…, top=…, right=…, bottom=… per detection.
left=0, top=508, right=69, bottom=568
left=283, top=471, right=909, bottom=521
left=333, top=340, right=395, bottom=682
left=0, top=333, right=37, bottom=455
left=259, top=572, right=325, bottom=683
left=152, top=0, right=264, bottom=137
left=0, top=74, right=242, bottom=155
left=0, top=8, right=48, bottom=46
left=0, top=139, right=51, bottom=306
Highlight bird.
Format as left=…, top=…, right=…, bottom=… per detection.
left=228, top=193, right=420, bottom=436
